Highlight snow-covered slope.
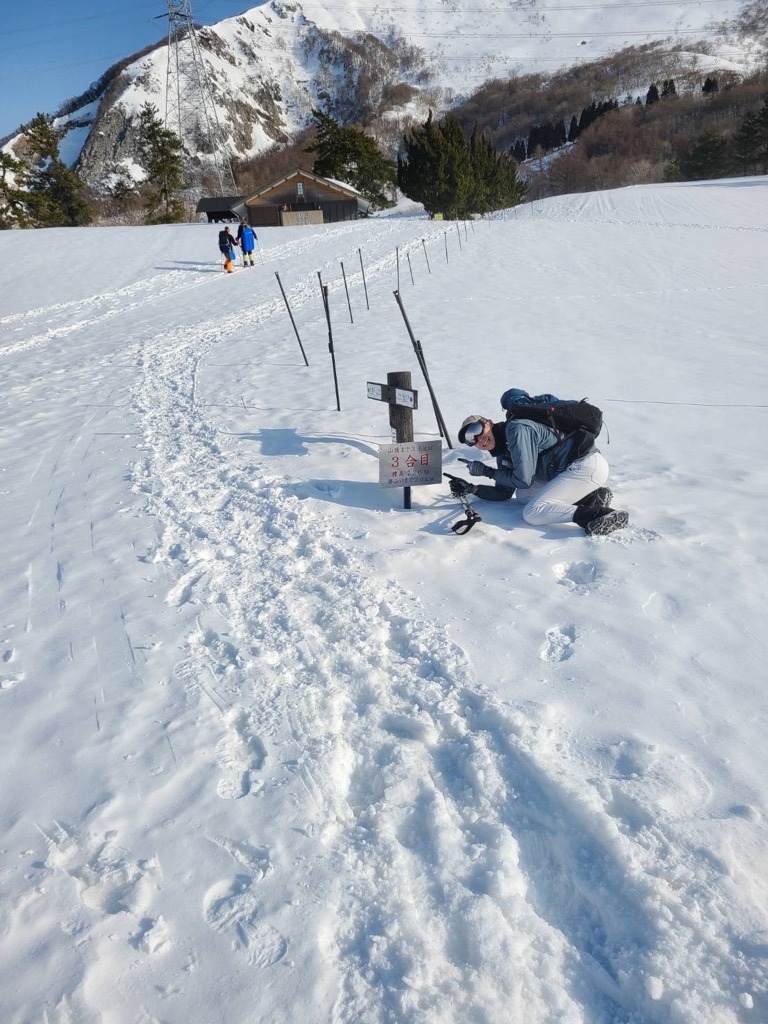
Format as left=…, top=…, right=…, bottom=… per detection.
left=1, top=178, right=767, bottom=1022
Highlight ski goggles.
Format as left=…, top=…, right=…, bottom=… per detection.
left=462, top=421, right=485, bottom=446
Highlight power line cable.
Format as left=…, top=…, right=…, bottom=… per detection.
left=2, top=3, right=159, bottom=35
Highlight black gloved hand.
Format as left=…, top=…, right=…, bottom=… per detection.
left=468, top=460, right=496, bottom=479
left=448, top=476, right=474, bottom=498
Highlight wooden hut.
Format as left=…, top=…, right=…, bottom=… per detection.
left=195, top=196, right=245, bottom=223
left=242, top=169, right=370, bottom=227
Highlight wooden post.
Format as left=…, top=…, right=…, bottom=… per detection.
left=388, top=370, right=413, bottom=509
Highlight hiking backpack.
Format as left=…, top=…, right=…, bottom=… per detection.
left=500, top=388, right=603, bottom=439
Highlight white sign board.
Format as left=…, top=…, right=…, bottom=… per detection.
left=378, top=440, right=442, bottom=488
left=366, top=382, right=418, bottom=408
left=393, top=388, right=416, bottom=409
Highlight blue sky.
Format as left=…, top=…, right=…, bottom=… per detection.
left=0, top=0, right=249, bottom=139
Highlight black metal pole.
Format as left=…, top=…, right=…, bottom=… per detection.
left=274, top=271, right=309, bottom=366
left=444, top=231, right=449, bottom=263
left=455, top=222, right=462, bottom=250
left=406, top=251, right=415, bottom=285
left=393, top=289, right=453, bottom=448
left=318, top=272, right=340, bottom=411
left=340, top=260, right=353, bottom=323
left=358, top=247, right=370, bottom=309
left=422, top=237, right=431, bottom=274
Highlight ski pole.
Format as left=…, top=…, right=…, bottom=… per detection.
left=393, top=290, right=453, bottom=448
left=443, top=474, right=482, bottom=534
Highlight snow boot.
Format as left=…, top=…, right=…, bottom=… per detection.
left=575, top=487, right=612, bottom=509
left=573, top=505, right=629, bottom=536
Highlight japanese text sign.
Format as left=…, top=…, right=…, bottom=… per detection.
left=378, top=440, right=442, bottom=488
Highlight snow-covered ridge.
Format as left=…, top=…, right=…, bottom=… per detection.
left=3, top=0, right=761, bottom=190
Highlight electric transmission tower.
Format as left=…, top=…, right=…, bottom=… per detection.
left=163, top=0, right=237, bottom=195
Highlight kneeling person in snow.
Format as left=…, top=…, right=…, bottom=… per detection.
left=454, top=415, right=628, bottom=536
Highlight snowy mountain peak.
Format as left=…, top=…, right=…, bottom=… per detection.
left=4, top=0, right=762, bottom=191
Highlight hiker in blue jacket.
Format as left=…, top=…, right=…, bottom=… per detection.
left=453, top=414, right=629, bottom=536
left=236, top=216, right=258, bottom=267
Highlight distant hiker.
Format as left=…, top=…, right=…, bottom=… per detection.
left=236, top=216, right=258, bottom=267
left=450, top=414, right=629, bottom=536
left=218, top=225, right=237, bottom=273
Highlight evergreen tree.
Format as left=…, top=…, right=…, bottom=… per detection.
left=527, top=124, right=543, bottom=156
left=136, top=103, right=185, bottom=224
left=24, top=113, right=92, bottom=227
left=661, top=79, right=677, bottom=99
left=305, top=110, right=396, bottom=209
left=646, top=84, right=660, bottom=106
left=733, top=112, right=760, bottom=174
left=470, top=127, right=527, bottom=214
left=0, top=151, right=31, bottom=229
left=567, top=115, right=580, bottom=142
left=753, top=100, right=768, bottom=173
left=731, top=101, right=768, bottom=175
left=579, top=102, right=598, bottom=132
left=398, top=113, right=525, bottom=219
left=680, top=130, right=730, bottom=180
left=702, top=77, right=719, bottom=95
left=438, top=116, right=475, bottom=218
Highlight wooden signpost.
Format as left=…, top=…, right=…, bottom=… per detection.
left=367, top=370, right=441, bottom=508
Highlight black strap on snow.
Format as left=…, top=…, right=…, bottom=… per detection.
left=444, top=471, right=482, bottom=534
left=451, top=504, right=482, bottom=535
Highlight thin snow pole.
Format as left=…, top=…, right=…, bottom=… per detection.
left=358, top=247, right=369, bottom=309
left=340, top=260, right=353, bottom=323
left=422, top=238, right=431, bottom=274
left=318, top=272, right=341, bottom=411
left=444, top=231, right=449, bottom=263
left=406, top=250, right=415, bottom=285
left=274, top=272, right=309, bottom=366
left=455, top=222, right=462, bottom=250
left=393, top=289, right=452, bottom=448
left=396, top=246, right=400, bottom=291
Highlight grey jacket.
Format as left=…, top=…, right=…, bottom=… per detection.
left=474, top=419, right=595, bottom=501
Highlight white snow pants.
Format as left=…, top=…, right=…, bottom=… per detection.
left=515, top=451, right=610, bottom=527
